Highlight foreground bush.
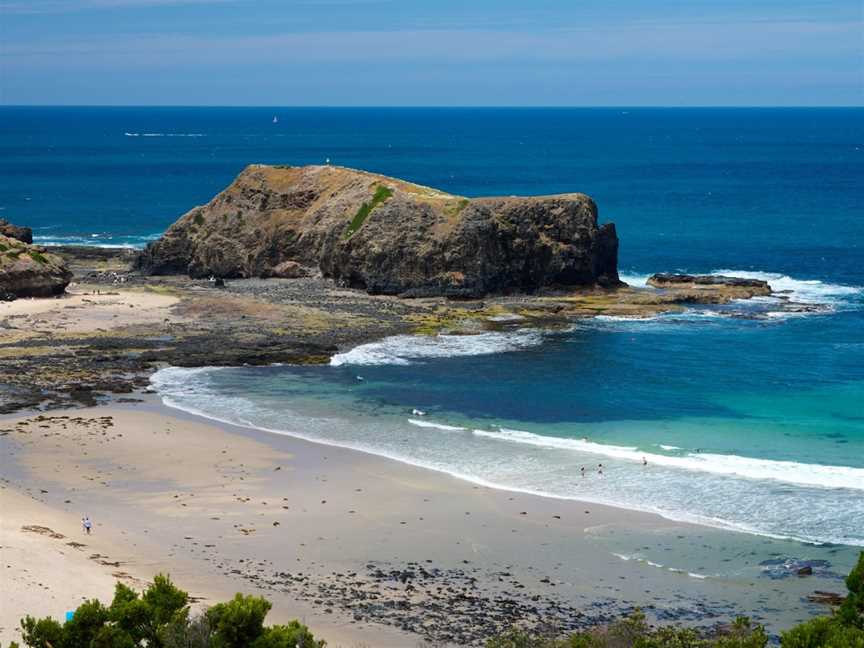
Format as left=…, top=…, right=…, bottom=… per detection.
left=6, top=574, right=324, bottom=648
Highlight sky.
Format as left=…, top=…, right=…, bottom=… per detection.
left=1, top=0, right=862, bottom=106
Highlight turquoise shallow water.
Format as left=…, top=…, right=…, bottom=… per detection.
left=2, top=106, right=862, bottom=547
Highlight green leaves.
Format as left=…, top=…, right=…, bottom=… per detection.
left=205, top=594, right=271, bottom=648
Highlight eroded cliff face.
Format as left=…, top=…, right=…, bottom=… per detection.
left=0, top=233, right=73, bottom=300
left=136, top=164, right=620, bottom=297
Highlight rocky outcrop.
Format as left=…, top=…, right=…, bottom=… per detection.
left=0, top=234, right=73, bottom=300
left=0, top=219, right=33, bottom=244
left=136, top=165, right=620, bottom=297
left=647, top=273, right=771, bottom=300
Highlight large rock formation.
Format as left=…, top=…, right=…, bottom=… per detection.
left=0, top=233, right=73, bottom=300
left=136, top=165, right=620, bottom=297
left=0, top=219, right=33, bottom=244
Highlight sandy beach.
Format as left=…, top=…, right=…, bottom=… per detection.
left=1, top=398, right=848, bottom=647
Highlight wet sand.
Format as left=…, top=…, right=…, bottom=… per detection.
left=0, top=399, right=849, bottom=646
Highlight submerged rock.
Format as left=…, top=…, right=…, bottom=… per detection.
left=136, top=164, right=620, bottom=297
left=0, top=233, right=73, bottom=299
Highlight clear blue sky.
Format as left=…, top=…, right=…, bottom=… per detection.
left=1, top=0, right=862, bottom=106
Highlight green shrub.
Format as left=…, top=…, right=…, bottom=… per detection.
left=251, top=621, right=325, bottom=648
left=344, top=184, right=393, bottom=237
left=63, top=599, right=110, bottom=647
left=28, top=251, right=48, bottom=264
left=18, top=615, right=63, bottom=648
left=12, top=574, right=324, bottom=648
left=782, top=552, right=864, bottom=648
left=206, top=594, right=272, bottom=648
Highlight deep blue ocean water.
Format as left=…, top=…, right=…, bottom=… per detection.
left=4, top=107, right=863, bottom=548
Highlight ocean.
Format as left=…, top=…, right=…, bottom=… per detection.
left=4, top=106, right=863, bottom=551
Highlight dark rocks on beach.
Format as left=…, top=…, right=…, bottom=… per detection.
left=135, top=164, right=621, bottom=297
left=0, top=219, right=33, bottom=244
left=807, top=590, right=846, bottom=606
left=0, top=232, right=73, bottom=299
left=759, top=558, right=839, bottom=581
left=212, top=556, right=739, bottom=647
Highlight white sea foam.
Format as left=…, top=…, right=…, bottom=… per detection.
left=711, top=270, right=861, bottom=305
left=407, top=419, right=466, bottom=431
left=618, top=273, right=652, bottom=288
left=612, top=554, right=710, bottom=578
left=34, top=233, right=161, bottom=249
left=125, top=132, right=205, bottom=137
left=487, top=313, right=527, bottom=322
left=471, top=427, right=864, bottom=491
left=659, top=444, right=682, bottom=451
left=593, top=314, right=663, bottom=322
left=330, top=330, right=544, bottom=366
left=615, top=269, right=859, bottom=322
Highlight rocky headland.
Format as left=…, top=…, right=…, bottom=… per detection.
left=0, top=233, right=72, bottom=300
left=136, top=164, right=621, bottom=297
left=0, top=218, right=33, bottom=244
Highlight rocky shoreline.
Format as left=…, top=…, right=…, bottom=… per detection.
left=0, top=244, right=791, bottom=414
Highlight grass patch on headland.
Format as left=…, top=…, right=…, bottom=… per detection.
left=28, top=251, right=48, bottom=264
left=344, top=185, right=394, bottom=238
left=444, top=197, right=470, bottom=219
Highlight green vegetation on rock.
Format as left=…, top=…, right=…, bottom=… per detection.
left=344, top=184, right=393, bottom=238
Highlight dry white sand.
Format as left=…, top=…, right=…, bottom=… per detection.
left=0, top=285, right=181, bottom=335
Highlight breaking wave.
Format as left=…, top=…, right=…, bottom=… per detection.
left=330, top=330, right=545, bottom=366
left=471, top=427, right=864, bottom=491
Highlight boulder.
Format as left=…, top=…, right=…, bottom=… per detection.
left=0, top=219, right=33, bottom=244
left=268, top=260, right=311, bottom=279
left=136, top=165, right=620, bottom=298
left=0, top=234, right=73, bottom=299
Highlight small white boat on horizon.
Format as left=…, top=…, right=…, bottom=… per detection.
left=272, top=115, right=278, bottom=124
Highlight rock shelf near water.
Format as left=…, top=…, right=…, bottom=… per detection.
left=647, top=273, right=772, bottom=299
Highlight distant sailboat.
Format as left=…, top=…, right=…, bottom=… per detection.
left=272, top=115, right=278, bottom=124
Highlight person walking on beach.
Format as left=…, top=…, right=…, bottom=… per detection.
left=83, top=515, right=92, bottom=535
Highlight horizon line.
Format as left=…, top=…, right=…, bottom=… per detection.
left=2, top=104, right=863, bottom=110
